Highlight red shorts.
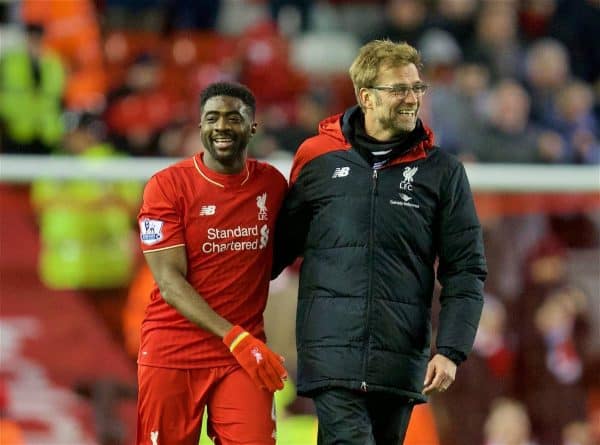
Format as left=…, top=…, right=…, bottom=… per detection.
left=136, top=365, right=276, bottom=445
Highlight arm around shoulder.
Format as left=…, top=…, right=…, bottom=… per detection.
left=272, top=176, right=311, bottom=279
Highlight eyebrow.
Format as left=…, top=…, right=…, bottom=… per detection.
left=203, top=111, right=243, bottom=117
left=383, top=82, right=426, bottom=86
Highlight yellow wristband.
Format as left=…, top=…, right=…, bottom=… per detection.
left=229, top=331, right=249, bottom=352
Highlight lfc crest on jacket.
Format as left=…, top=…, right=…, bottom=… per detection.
left=399, top=166, right=418, bottom=191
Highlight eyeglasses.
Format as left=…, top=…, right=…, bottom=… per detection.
left=368, top=84, right=429, bottom=97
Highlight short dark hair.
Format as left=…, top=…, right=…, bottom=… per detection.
left=199, top=82, right=256, bottom=117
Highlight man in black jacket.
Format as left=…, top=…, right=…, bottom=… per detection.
left=273, top=39, right=487, bottom=444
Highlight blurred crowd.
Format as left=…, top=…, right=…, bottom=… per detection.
left=432, top=210, right=600, bottom=444
left=1, top=1, right=599, bottom=445
left=0, top=0, right=598, bottom=163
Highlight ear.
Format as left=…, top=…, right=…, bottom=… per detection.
left=250, top=122, right=257, bottom=135
left=359, top=88, right=375, bottom=110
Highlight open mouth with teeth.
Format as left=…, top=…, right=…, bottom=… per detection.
left=212, top=137, right=235, bottom=150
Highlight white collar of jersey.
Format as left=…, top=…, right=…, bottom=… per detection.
left=193, top=156, right=250, bottom=188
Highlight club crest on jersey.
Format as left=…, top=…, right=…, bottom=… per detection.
left=140, top=219, right=163, bottom=245
left=256, top=192, right=268, bottom=221
left=399, top=166, right=418, bottom=191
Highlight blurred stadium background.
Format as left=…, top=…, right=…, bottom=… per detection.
left=0, top=0, right=599, bottom=444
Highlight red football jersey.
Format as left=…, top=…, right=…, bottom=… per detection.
left=137, top=153, right=287, bottom=368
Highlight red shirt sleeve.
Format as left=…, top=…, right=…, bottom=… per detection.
left=138, top=173, right=185, bottom=252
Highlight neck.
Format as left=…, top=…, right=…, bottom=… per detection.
left=203, top=153, right=246, bottom=174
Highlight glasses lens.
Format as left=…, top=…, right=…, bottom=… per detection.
left=371, top=85, right=428, bottom=96
left=393, top=85, right=428, bottom=96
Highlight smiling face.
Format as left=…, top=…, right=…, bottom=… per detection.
left=199, top=96, right=256, bottom=173
left=360, top=63, right=423, bottom=141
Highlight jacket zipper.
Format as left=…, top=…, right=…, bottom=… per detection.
left=361, top=168, right=378, bottom=392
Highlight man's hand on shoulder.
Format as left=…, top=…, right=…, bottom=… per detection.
left=422, top=353, right=457, bottom=395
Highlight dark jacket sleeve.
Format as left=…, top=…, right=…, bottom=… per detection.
left=272, top=174, right=311, bottom=279
left=435, top=162, right=487, bottom=360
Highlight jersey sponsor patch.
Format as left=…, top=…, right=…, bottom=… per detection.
left=140, top=218, right=164, bottom=245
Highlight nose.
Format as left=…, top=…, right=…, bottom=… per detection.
left=403, top=88, right=418, bottom=103
left=214, top=116, right=229, bottom=130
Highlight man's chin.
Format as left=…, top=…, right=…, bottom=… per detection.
left=396, top=120, right=417, bottom=133
left=208, top=150, right=244, bottom=166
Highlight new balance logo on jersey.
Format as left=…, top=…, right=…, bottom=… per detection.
left=332, top=167, right=350, bottom=178
left=200, top=205, right=216, bottom=216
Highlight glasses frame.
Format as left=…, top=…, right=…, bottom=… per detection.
left=368, top=83, right=429, bottom=98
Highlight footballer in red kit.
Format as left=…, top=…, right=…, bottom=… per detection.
left=136, top=82, right=288, bottom=445
left=138, top=154, right=285, bottom=367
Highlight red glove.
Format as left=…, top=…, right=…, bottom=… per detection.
left=223, top=325, right=287, bottom=392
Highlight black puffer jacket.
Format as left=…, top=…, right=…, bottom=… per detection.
left=274, top=108, right=487, bottom=402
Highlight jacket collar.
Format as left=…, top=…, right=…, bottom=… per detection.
left=318, top=106, right=435, bottom=166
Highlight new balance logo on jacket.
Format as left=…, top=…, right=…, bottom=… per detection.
left=332, top=167, right=350, bottom=178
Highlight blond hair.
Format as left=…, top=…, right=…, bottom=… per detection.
left=349, top=39, right=422, bottom=103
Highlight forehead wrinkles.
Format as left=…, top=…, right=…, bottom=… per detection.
left=377, top=64, right=421, bottom=83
